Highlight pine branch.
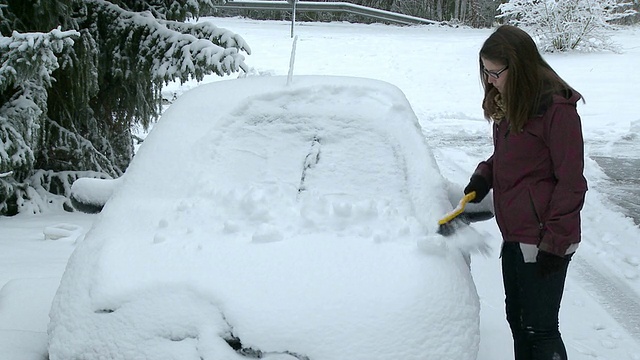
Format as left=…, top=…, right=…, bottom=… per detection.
left=0, top=116, right=34, bottom=176
left=161, top=19, right=252, bottom=55
left=85, top=0, right=249, bottom=83
left=114, top=0, right=217, bottom=21
left=0, top=27, right=79, bottom=92
left=0, top=27, right=79, bottom=179
left=44, top=118, right=124, bottom=177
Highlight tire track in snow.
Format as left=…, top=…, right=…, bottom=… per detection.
left=571, top=256, right=640, bottom=342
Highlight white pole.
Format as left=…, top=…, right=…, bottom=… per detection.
left=287, top=35, right=298, bottom=86
left=290, top=0, right=297, bottom=38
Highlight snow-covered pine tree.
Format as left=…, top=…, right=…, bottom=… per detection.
left=0, top=26, right=79, bottom=214
left=0, top=0, right=250, bottom=215
left=497, top=0, right=637, bottom=52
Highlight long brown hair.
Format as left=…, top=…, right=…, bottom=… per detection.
left=479, top=25, right=576, bottom=131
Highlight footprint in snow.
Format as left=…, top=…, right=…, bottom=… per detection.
left=252, top=224, right=284, bottom=243
left=43, top=223, right=84, bottom=241
left=624, top=256, right=640, bottom=267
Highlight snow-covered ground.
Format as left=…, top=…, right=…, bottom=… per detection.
left=1, top=17, right=640, bottom=359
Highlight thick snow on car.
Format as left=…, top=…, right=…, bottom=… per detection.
left=48, top=76, right=483, bottom=360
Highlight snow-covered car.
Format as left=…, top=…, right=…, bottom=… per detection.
left=48, top=76, right=485, bottom=360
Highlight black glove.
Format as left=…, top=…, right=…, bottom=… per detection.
left=464, top=175, right=490, bottom=203
left=536, top=250, right=570, bottom=278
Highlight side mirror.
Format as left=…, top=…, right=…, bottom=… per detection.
left=70, top=177, right=121, bottom=213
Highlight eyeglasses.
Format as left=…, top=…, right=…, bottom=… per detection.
left=483, top=65, right=509, bottom=79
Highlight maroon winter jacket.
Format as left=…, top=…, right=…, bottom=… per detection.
left=473, top=91, right=588, bottom=257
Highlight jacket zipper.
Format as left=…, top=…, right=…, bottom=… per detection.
left=528, top=193, right=545, bottom=241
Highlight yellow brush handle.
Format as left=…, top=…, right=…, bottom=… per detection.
left=437, top=191, right=476, bottom=225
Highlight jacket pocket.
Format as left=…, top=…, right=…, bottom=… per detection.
left=498, top=188, right=539, bottom=240
left=527, top=181, right=554, bottom=240
left=528, top=189, right=544, bottom=242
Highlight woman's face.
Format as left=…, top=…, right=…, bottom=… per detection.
left=481, top=57, right=508, bottom=94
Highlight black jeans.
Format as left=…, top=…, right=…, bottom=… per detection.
left=501, top=242, right=571, bottom=360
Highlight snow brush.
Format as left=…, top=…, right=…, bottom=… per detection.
left=418, top=191, right=494, bottom=256
left=436, top=191, right=477, bottom=236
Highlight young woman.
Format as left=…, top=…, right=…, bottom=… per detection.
left=464, top=25, right=588, bottom=360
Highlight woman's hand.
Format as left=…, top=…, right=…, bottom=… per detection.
left=464, top=175, right=490, bottom=203
left=536, top=250, right=570, bottom=278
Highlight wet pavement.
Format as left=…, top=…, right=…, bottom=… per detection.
left=591, top=155, right=640, bottom=226
left=422, top=124, right=639, bottom=226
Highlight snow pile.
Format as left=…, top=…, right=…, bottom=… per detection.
left=48, top=76, right=481, bottom=360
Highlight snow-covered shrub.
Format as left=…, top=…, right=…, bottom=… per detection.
left=497, top=0, right=638, bottom=52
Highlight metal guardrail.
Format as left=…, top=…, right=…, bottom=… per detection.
left=213, top=1, right=439, bottom=26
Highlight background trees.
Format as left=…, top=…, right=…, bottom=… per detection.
left=497, top=0, right=638, bottom=52
left=217, top=0, right=639, bottom=30
left=2, top=0, right=638, bottom=216
left=390, top=0, right=496, bottom=27
left=317, top=0, right=497, bottom=26
left=0, top=0, right=250, bottom=215
left=214, top=0, right=500, bottom=27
